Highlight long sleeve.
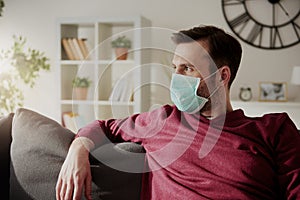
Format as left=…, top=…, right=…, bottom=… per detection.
left=75, top=120, right=108, bottom=147
left=275, top=114, right=300, bottom=199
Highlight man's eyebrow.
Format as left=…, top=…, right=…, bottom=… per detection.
left=176, top=63, right=195, bottom=67
left=172, top=61, right=196, bottom=68
left=181, top=63, right=195, bottom=68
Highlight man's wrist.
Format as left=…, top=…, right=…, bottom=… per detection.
left=71, top=137, right=95, bottom=152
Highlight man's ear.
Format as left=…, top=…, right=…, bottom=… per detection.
left=219, top=66, right=231, bottom=86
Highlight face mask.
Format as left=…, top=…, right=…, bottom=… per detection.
left=170, top=73, right=220, bottom=114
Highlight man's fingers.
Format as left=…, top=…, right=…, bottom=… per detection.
left=55, top=179, right=62, bottom=200
left=60, top=181, right=68, bottom=200
left=85, top=171, right=92, bottom=200
left=73, top=176, right=84, bottom=200
left=65, top=180, right=74, bottom=200
left=55, top=140, right=92, bottom=200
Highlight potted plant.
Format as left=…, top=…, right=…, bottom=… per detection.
left=111, top=36, right=131, bottom=60
left=72, top=77, right=92, bottom=100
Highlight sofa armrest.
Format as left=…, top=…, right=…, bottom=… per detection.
left=89, top=142, right=146, bottom=200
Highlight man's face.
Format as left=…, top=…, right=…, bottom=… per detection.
left=172, top=41, right=218, bottom=99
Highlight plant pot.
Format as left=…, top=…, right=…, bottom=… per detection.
left=73, top=87, right=88, bottom=100
left=114, top=48, right=128, bottom=60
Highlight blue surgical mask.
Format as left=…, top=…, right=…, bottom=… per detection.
left=170, top=73, right=219, bottom=114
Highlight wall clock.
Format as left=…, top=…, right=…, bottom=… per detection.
left=221, top=0, right=300, bottom=49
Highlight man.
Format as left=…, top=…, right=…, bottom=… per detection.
left=56, top=25, right=300, bottom=200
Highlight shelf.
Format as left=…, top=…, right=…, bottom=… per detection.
left=60, top=60, right=95, bottom=65
left=231, top=100, right=300, bottom=129
left=97, top=60, right=135, bottom=65
left=60, top=59, right=135, bottom=65
left=232, top=100, right=300, bottom=106
left=58, top=16, right=151, bottom=123
left=61, top=100, right=135, bottom=106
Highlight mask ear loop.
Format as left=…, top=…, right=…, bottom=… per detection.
left=200, top=69, right=222, bottom=99
left=201, top=69, right=220, bottom=82
left=207, top=84, right=221, bottom=99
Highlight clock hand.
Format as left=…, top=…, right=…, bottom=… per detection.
left=277, top=2, right=290, bottom=17
left=272, top=4, right=275, bottom=26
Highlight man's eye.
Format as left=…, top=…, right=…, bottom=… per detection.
left=171, top=66, right=176, bottom=72
left=184, top=66, right=193, bottom=72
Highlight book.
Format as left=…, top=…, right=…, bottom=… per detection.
left=67, top=38, right=80, bottom=60
left=109, top=79, right=123, bottom=101
left=61, top=38, right=75, bottom=60
left=109, top=77, right=133, bottom=102
left=119, top=78, right=133, bottom=102
left=62, top=112, right=86, bottom=133
left=77, top=38, right=90, bottom=59
left=72, top=38, right=84, bottom=60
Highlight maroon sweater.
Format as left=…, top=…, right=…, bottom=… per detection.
left=77, top=105, right=300, bottom=199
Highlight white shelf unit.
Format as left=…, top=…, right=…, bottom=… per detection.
left=232, top=101, right=300, bottom=129
left=57, top=16, right=151, bottom=125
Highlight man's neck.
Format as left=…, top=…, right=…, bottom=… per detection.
left=201, top=96, right=233, bottom=119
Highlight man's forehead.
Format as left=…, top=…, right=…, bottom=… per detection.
left=173, top=41, right=211, bottom=66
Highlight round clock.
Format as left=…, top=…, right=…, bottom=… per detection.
left=221, top=0, right=300, bottom=49
left=239, top=87, right=252, bottom=101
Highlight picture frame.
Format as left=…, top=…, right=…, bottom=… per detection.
left=259, top=82, right=288, bottom=102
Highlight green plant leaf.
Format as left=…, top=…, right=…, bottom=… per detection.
left=0, top=35, right=51, bottom=114
left=72, top=76, right=92, bottom=88
left=111, top=36, right=132, bottom=48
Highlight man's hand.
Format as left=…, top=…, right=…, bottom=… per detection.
left=56, top=137, right=94, bottom=200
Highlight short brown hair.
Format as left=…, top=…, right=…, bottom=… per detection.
left=171, top=25, right=242, bottom=87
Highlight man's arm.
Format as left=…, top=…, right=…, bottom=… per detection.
left=55, top=116, right=138, bottom=200
left=55, top=119, right=105, bottom=200
left=56, top=137, right=94, bottom=200
left=55, top=109, right=155, bottom=200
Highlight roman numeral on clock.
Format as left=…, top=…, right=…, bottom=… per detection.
left=292, top=21, right=300, bottom=40
left=229, top=12, right=250, bottom=29
left=223, top=0, right=244, bottom=6
left=247, top=24, right=263, bottom=46
left=270, top=27, right=283, bottom=48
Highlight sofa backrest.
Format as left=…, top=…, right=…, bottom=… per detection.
left=0, top=113, right=14, bottom=200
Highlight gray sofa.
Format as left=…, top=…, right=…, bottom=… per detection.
left=0, top=108, right=146, bottom=200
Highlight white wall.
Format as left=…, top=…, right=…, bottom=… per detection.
left=0, top=0, right=299, bottom=121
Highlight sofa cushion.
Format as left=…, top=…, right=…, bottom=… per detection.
left=0, top=113, right=14, bottom=200
left=10, top=108, right=77, bottom=200
left=10, top=108, right=145, bottom=200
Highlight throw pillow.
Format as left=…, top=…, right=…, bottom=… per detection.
left=10, top=108, right=100, bottom=200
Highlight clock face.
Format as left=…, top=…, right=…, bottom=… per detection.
left=239, top=87, right=252, bottom=101
left=222, top=0, right=300, bottom=49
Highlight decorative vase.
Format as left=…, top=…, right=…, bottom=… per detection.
left=114, top=48, right=128, bottom=60
left=73, top=87, right=88, bottom=100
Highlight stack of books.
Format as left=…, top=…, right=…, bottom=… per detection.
left=61, top=37, right=90, bottom=60
left=62, top=112, right=86, bottom=133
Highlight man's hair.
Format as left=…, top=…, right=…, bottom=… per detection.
left=171, top=25, right=242, bottom=88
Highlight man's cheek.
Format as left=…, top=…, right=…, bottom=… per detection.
left=197, top=84, right=209, bottom=97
